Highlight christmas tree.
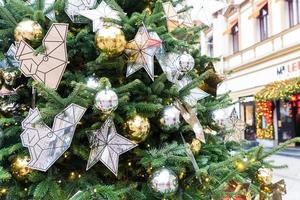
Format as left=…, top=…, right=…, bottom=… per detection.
left=0, top=0, right=298, bottom=199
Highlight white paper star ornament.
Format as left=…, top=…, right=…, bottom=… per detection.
left=79, top=1, right=121, bottom=32
left=86, top=117, right=137, bottom=176
left=125, top=25, right=162, bottom=81
left=65, top=0, right=97, bottom=23
left=176, top=76, right=209, bottom=107
left=162, top=1, right=193, bottom=32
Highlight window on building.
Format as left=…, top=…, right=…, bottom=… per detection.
left=258, top=4, right=269, bottom=41
left=242, top=100, right=256, bottom=141
left=287, top=0, right=300, bottom=27
left=231, top=23, right=239, bottom=53
left=207, top=36, right=213, bottom=57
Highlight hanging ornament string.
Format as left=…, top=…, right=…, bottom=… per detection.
left=179, top=132, right=199, bottom=172
left=31, top=85, right=36, bottom=109
left=179, top=132, right=202, bottom=185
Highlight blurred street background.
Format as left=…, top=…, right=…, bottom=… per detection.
left=270, top=153, right=300, bottom=200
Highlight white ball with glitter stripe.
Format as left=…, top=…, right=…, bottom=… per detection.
left=95, top=88, right=118, bottom=114
left=150, top=168, right=178, bottom=195
left=177, top=51, right=195, bottom=73
left=160, top=105, right=181, bottom=128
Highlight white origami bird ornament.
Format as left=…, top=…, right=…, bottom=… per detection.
left=21, top=103, right=86, bottom=171
left=15, top=23, right=69, bottom=90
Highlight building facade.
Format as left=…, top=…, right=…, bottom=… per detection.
left=201, top=0, right=300, bottom=147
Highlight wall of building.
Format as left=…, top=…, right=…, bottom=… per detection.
left=201, top=0, right=300, bottom=146
left=201, top=0, right=300, bottom=98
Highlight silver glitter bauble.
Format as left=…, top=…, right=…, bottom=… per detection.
left=150, top=168, right=178, bottom=195
left=160, top=105, right=181, bottom=128
left=177, top=51, right=195, bottom=73
left=95, top=88, right=118, bottom=114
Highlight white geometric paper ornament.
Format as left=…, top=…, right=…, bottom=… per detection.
left=176, top=76, right=209, bottom=107
left=86, top=117, right=137, bottom=176
left=21, top=104, right=86, bottom=171
left=224, top=108, right=246, bottom=142
left=162, top=1, right=193, bottom=32
left=151, top=32, right=208, bottom=106
left=6, top=43, right=20, bottom=67
left=150, top=32, right=181, bottom=83
left=125, top=25, right=162, bottom=81
left=15, top=23, right=68, bottom=90
left=175, top=99, right=205, bottom=143
left=65, top=0, right=97, bottom=23
left=79, top=1, right=122, bottom=32
left=26, top=0, right=56, bottom=21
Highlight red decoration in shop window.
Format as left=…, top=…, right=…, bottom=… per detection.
left=290, top=95, right=297, bottom=101
left=290, top=94, right=300, bottom=114
left=256, top=101, right=274, bottom=139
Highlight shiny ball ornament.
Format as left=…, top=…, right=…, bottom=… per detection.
left=177, top=51, right=195, bottom=73
left=190, top=138, right=201, bottom=154
left=235, top=160, right=246, bottom=172
left=257, top=167, right=272, bottom=185
left=11, top=156, right=32, bottom=180
left=160, top=105, right=181, bottom=128
left=150, top=168, right=178, bottom=195
left=14, top=19, right=43, bottom=43
left=125, top=115, right=150, bottom=143
left=95, top=26, right=127, bottom=56
left=95, top=88, right=118, bottom=114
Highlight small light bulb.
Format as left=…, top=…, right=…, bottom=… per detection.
left=1, top=188, right=7, bottom=194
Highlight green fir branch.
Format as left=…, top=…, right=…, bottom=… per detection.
left=0, top=143, right=23, bottom=161
left=0, top=6, right=17, bottom=27
left=0, top=166, right=12, bottom=182
left=259, top=137, right=300, bottom=160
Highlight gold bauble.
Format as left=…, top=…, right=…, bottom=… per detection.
left=11, top=156, right=32, bottom=179
left=125, top=115, right=150, bottom=143
left=125, top=41, right=139, bottom=62
left=0, top=188, right=8, bottom=197
left=14, top=19, right=43, bottom=43
left=95, top=26, right=126, bottom=56
left=235, top=160, right=246, bottom=172
left=190, top=138, right=201, bottom=154
left=257, top=167, right=272, bottom=185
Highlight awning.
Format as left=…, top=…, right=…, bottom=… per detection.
left=255, top=77, right=300, bottom=101
left=223, top=18, right=238, bottom=35
left=248, top=0, right=268, bottom=19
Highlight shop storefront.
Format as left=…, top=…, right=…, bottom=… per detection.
left=255, top=77, right=300, bottom=146
left=218, top=53, right=300, bottom=147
